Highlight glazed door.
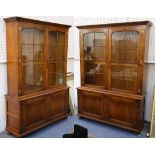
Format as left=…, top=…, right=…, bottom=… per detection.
left=19, top=25, right=45, bottom=95
left=80, top=29, right=108, bottom=89
left=109, top=26, right=143, bottom=94
left=47, top=30, right=67, bottom=88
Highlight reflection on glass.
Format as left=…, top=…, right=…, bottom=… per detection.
left=56, top=73, right=64, bottom=85
left=22, top=63, right=44, bottom=92
left=95, top=33, right=106, bottom=46
left=84, top=62, right=95, bottom=85
left=48, top=31, right=65, bottom=86
left=94, top=64, right=104, bottom=86
left=22, top=29, right=33, bottom=44
left=84, top=32, right=106, bottom=61
left=111, top=65, right=137, bottom=91
left=112, top=31, right=139, bottom=63
left=83, top=32, right=106, bottom=86
left=111, top=31, right=139, bottom=91
left=34, top=29, right=44, bottom=44
left=21, top=28, right=44, bottom=93
left=48, top=32, right=57, bottom=45
left=84, top=33, right=94, bottom=47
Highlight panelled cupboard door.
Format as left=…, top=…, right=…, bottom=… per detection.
left=108, top=26, right=144, bottom=94
left=48, top=90, right=67, bottom=119
left=47, top=29, right=67, bottom=89
left=18, top=24, right=46, bottom=95
left=108, top=96, right=138, bottom=128
left=21, top=96, right=47, bottom=132
left=80, top=28, right=109, bottom=89
left=78, top=90, right=107, bottom=119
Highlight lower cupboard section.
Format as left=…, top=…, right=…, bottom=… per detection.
left=77, top=88, right=144, bottom=133
left=6, top=88, right=69, bottom=137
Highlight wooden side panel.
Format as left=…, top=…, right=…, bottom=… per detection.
left=6, top=22, right=19, bottom=96
left=108, top=96, right=139, bottom=128
left=21, top=96, right=47, bottom=132
left=6, top=100, right=20, bottom=133
left=78, top=90, right=107, bottom=119
left=48, top=89, right=68, bottom=119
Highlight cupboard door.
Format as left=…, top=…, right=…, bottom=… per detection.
left=109, top=26, right=142, bottom=94
left=78, top=90, right=107, bottom=119
left=48, top=31, right=66, bottom=88
left=81, top=29, right=108, bottom=88
left=48, top=90, right=67, bottom=119
left=108, top=96, right=138, bottom=128
left=21, top=96, right=46, bottom=131
left=20, top=27, right=45, bottom=94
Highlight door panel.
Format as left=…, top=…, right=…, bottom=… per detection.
left=108, top=96, right=138, bottom=128
left=48, top=90, right=67, bottom=119
left=21, top=96, right=46, bottom=131
left=78, top=90, right=107, bottom=119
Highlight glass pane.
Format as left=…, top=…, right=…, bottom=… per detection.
left=112, top=31, right=139, bottom=64
left=83, top=32, right=106, bottom=86
left=48, top=73, right=56, bottom=85
left=124, top=32, right=139, bottom=63
left=22, top=45, right=33, bottom=61
left=22, top=29, right=33, bottom=44
left=124, top=49, right=138, bottom=63
left=95, top=33, right=106, bottom=46
left=58, top=32, right=65, bottom=45
left=124, top=32, right=139, bottom=48
left=84, top=46, right=95, bottom=61
left=58, top=46, right=64, bottom=60
left=48, top=31, right=65, bottom=87
left=49, top=32, right=57, bottom=45
left=48, top=62, right=56, bottom=73
left=57, top=62, right=64, bottom=73
left=21, top=28, right=44, bottom=93
left=94, top=47, right=105, bottom=61
left=112, top=46, right=124, bottom=63
left=56, top=73, right=64, bottom=85
left=111, top=65, right=137, bottom=91
left=112, top=32, right=125, bottom=63
left=34, top=45, right=44, bottom=61
left=34, top=29, right=44, bottom=44
left=94, top=64, right=105, bottom=86
left=111, top=65, right=123, bottom=89
left=84, top=62, right=95, bottom=85
left=22, top=62, right=44, bottom=92
left=84, top=33, right=94, bottom=47
left=48, top=46, right=57, bottom=60
left=112, top=32, right=125, bottom=47
left=123, top=66, right=137, bottom=91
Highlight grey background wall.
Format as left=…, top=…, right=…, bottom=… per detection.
left=0, top=16, right=155, bottom=133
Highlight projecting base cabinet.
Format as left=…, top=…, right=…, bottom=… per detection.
left=6, top=87, right=69, bottom=137
left=77, top=21, right=152, bottom=133
left=78, top=88, right=144, bottom=132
